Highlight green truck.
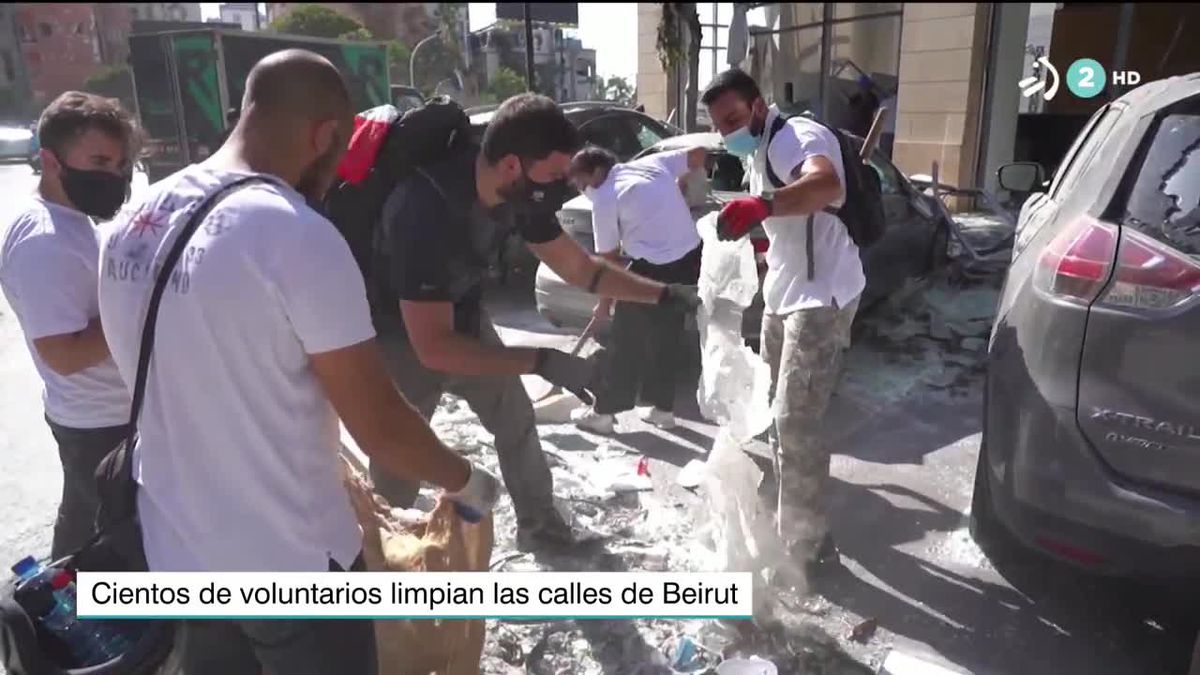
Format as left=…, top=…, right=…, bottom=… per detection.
left=129, top=28, right=389, bottom=183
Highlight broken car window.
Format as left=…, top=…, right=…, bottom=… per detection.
left=1124, top=113, right=1200, bottom=256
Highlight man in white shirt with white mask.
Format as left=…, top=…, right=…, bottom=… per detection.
left=567, top=144, right=706, bottom=434
left=702, top=68, right=864, bottom=579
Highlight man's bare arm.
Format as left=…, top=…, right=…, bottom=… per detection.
left=401, top=300, right=538, bottom=376
left=769, top=155, right=844, bottom=218
left=310, top=338, right=471, bottom=491
left=528, top=234, right=664, bottom=305
left=677, top=147, right=708, bottom=194
left=33, top=318, right=111, bottom=376
left=591, top=249, right=622, bottom=319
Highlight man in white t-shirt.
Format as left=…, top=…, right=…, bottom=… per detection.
left=566, top=144, right=706, bottom=433
left=0, top=92, right=138, bottom=559
left=702, top=69, right=865, bottom=579
left=98, top=50, right=498, bottom=674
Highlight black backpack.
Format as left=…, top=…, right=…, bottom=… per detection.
left=764, top=112, right=886, bottom=280
left=323, top=97, right=471, bottom=305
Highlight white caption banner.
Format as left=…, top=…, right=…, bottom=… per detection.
left=76, top=571, right=753, bottom=619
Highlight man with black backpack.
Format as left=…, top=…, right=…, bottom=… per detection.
left=331, top=93, right=699, bottom=551
left=703, top=69, right=875, bottom=579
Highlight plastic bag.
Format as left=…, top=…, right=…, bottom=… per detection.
left=342, top=459, right=493, bottom=675
left=694, top=213, right=772, bottom=440
left=692, top=213, right=780, bottom=577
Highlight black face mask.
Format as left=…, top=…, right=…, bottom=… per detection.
left=501, top=169, right=572, bottom=220
left=59, top=161, right=128, bottom=220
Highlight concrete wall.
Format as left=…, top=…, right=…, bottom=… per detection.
left=979, top=2, right=1029, bottom=195
left=892, top=3, right=990, bottom=199
left=636, top=3, right=675, bottom=122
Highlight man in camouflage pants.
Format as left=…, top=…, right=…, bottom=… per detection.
left=703, top=69, right=865, bottom=577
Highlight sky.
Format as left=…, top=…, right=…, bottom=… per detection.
left=199, top=3, right=640, bottom=83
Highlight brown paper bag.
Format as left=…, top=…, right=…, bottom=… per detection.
left=342, top=458, right=494, bottom=675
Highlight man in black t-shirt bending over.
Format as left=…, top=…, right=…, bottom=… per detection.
left=371, top=94, right=698, bottom=550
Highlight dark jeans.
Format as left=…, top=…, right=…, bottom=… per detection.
left=45, top=417, right=129, bottom=560
left=368, top=313, right=557, bottom=531
left=595, top=245, right=702, bottom=415
left=179, top=555, right=377, bottom=675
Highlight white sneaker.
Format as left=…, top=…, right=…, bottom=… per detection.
left=641, top=408, right=677, bottom=429
left=572, top=409, right=615, bottom=434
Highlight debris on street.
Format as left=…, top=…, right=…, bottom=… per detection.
left=364, top=215, right=1012, bottom=673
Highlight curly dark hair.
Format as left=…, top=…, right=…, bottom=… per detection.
left=37, top=91, right=142, bottom=164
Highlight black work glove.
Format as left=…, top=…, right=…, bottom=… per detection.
left=658, top=284, right=701, bottom=312
left=534, top=348, right=598, bottom=405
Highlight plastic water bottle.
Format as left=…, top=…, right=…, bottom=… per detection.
left=47, top=572, right=133, bottom=665
left=11, top=556, right=56, bottom=617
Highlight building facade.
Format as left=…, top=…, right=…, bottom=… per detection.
left=0, top=4, right=32, bottom=120
left=641, top=2, right=1200, bottom=204
left=16, top=4, right=104, bottom=107
left=638, top=2, right=1026, bottom=200
left=471, top=22, right=597, bottom=102
left=220, top=3, right=261, bottom=32
left=127, top=3, right=202, bottom=24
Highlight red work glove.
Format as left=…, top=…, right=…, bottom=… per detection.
left=717, top=196, right=772, bottom=241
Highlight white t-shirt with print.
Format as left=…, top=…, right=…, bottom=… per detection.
left=0, top=196, right=130, bottom=429
left=590, top=147, right=701, bottom=264
left=749, top=106, right=866, bottom=315
left=98, top=164, right=376, bottom=572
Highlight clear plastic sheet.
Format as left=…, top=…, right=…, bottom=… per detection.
left=692, top=214, right=780, bottom=578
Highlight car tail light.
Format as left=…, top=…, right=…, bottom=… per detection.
left=1033, top=217, right=1117, bottom=305
left=1098, top=228, right=1200, bottom=310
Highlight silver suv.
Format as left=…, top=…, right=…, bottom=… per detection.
left=972, top=74, right=1200, bottom=579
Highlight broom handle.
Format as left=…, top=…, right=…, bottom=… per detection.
left=569, top=316, right=598, bottom=357
left=860, top=106, right=889, bottom=163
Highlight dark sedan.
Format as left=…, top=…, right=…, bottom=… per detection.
left=534, top=132, right=952, bottom=346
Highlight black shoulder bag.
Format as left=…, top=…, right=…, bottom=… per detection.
left=0, top=176, right=269, bottom=675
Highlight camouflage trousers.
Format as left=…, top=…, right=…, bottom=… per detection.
left=762, top=296, right=859, bottom=557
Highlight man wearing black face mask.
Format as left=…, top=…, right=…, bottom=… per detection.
left=372, top=93, right=700, bottom=551
left=0, top=92, right=138, bottom=559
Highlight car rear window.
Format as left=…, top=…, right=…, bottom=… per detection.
left=1123, top=112, right=1200, bottom=256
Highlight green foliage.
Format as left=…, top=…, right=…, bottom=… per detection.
left=83, top=65, right=135, bottom=112
left=602, top=76, right=635, bottom=106
left=268, top=4, right=366, bottom=39
left=388, top=40, right=413, bottom=84
left=656, top=3, right=700, bottom=69
left=483, top=67, right=528, bottom=104
left=338, top=27, right=373, bottom=42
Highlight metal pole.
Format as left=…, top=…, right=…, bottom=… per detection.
left=523, top=3, right=536, bottom=92
left=410, top=30, right=441, bottom=88
left=818, top=2, right=833, bottom=119
left=1112, top=3, right=1135, bottom=97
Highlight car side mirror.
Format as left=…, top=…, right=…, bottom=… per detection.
left=998, top=162, right=1045, bottom=194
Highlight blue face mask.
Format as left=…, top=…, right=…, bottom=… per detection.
left=723, top=124, right=760, bottom=158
